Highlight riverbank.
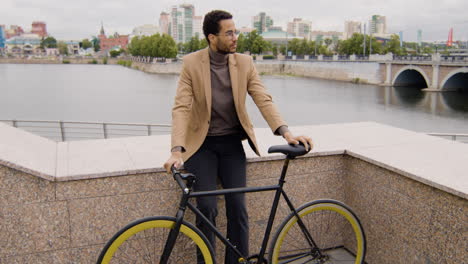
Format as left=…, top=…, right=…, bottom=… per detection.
left=0, top=57, right=120, bottom=65
left=0, top=56, right=384, bottom=85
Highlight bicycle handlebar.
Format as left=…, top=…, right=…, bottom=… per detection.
left=171, top=166, right=186, bottom=190
left=171, top=165, right=195, bottom=192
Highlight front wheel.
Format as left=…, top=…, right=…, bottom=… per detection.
left=269, top=200, right=366, bottom=264
left=97, top=216, right=215, bottom=264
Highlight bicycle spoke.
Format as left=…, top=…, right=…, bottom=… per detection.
left=270, top=201, right=365, bottom=264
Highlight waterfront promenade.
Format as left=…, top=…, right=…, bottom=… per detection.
left=1, top=54, right=467, bottom=90
left=0, top=121, right=466, bottom=263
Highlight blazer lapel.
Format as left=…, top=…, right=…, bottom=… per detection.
left=228, top=53, right=240, bottom=111
left=201, top=48, right=212, bottom=113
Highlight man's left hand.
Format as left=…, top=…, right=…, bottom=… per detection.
left=283, top=131, right=313, bottom=151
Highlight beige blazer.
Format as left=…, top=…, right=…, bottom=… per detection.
left=171, top=48, right=286, bottom=161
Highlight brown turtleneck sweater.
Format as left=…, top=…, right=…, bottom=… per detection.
left=207, top=48, right=243, bottom=136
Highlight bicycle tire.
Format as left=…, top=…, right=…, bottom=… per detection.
left=97, top=216, right=215, bottom=264
left=269, top=199, right=366, bottom=264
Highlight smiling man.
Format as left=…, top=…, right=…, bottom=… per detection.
left=164, top=10, right=313, bottom=263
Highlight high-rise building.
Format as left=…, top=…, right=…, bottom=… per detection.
left=31, top=21, right=47, bottom=37
left=0, top=25, right=5, bottom=49
left=287, top=18, right=312, bottom=39
left=239, top=27, right=253, bottom=34
left=170, top=4, right=195, bottom=43
left=131, top=24, right=160, bottom=38
left=193, top=16, right=203, bottom=39
left=344, top=21, right=361, bottom=39
left=159, top=12, right=170, bottom=35
left=369, top=15, right=386, bottom=35
left=417, top=30, right=422, bottom=47
left=252, top=12, right=273, bottom=34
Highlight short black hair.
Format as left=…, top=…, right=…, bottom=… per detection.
left=203, top=10, right=233, bottom=44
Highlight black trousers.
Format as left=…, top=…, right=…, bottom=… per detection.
left=185, top=134, right=249, bottom=264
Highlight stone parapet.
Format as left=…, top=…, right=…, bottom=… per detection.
left=0, top=122, right=466, bottom=263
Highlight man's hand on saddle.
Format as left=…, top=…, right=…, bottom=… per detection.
left=283, top=131, right=314, bottom=151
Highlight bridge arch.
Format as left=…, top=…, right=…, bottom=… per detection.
left=392, top=65, right=431, bottom=88
left=440, top=68, right=468, bottom=92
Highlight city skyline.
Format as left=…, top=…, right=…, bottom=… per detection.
left=2, top=0, right=467, bottom=42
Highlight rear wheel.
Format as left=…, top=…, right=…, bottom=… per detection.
left=97, top=216, right=215, bottom=264
left=269, top=200, right=366, bottom=264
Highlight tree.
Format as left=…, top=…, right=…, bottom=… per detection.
left=279, top=44, right=286, bottom=55
left=384, top=34, right=403, bottom=55
left=158, top=34, right=178, bottom=58
left=57, top=41, right=68, bottom=55
left=128, top=36, right=142, bottom=56
left=91, top=36, right=100, bottom=52
left=287, top=38, right=300, bottom=55
left=183, top=36, right=204, bottom=53
left=41, top=36, right=57, bottom=48
left=109, top=49, right=123, bottom=58
left=139, top=36, right=153, bottom=56
left=369, top=36, right=384, bottom=54
left=200, top=38, right=208, bottom=49
left=307, top=41, right=316, bottom=55
left=236, top=33, right=247, bottom=53
left=128, top=34, right=177, bottom=58
left=243, top=30, right=270, bottom=54
left=149, top=34, right=162, bottom=57
left=421, top=46, right=433, bottom=55
left=271, top=43, right=278, bottom=57
left=338, top=33, right=364, bottom=55
left=81, top=39, right=92, bottom=50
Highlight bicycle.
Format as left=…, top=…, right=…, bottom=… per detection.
left=97, top=143, right=366, bottom=264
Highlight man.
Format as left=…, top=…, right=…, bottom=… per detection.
left=164, top=10, right=313, bottom=263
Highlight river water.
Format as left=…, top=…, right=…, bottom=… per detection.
left=1, top=64, right=467, bottom=133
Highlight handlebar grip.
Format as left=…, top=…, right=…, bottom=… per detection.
left=171, top=165, right=187, bottom=190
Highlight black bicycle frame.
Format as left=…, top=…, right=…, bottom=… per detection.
left=161, top=158, right=320, bottom=264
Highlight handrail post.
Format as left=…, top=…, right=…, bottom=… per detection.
left=103, top=123, right=108, bottom=139
left=12, top=119, right=17, bottom=128
left=59, top=121, right=65, bottom=142
left=147, top=125, right=151, bottom=136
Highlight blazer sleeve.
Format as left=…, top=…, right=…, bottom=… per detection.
left=246, top=57, right=287, bottom=135
left=171, top=61, right=193, bottom=150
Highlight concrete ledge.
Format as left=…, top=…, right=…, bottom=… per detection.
left=0, top=121, right=466, bottom=199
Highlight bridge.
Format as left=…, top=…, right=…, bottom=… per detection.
left=255, top=53, right=468, bottom=91
left=380, top=54, right=468, bottom=91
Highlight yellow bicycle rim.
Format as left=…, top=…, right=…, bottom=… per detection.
left=101, top=220, right=213, bottom=264
left=272, top=203, right=364, bottom=264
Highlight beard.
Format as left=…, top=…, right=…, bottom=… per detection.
left=216, top=41, right=236, bottom=54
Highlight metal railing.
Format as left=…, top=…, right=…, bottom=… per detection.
left=393, top=55, right=432, bottom=61
left=1, top=120, right=467, bottom=144
left=427, top=133, right=468, bottom=143
left=0, top=120, right=171, bottom=142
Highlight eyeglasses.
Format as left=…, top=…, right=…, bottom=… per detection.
left=217, top=30, right=240, bottom=39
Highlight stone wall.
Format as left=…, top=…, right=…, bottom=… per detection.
left=254, top=61, right=383, bottom=85
left=344, top=156, right=466, bottom=263
left=0, top=57, right=384, bottom=84
left=0, top=57, right=119, bottom=65
left=1, top=154, right=465, bottom=263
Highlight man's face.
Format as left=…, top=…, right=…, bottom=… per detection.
left=212, top=19, right=238, bottom=53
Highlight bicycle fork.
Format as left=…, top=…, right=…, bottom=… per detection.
left=160, top=193, right=190, bottom=264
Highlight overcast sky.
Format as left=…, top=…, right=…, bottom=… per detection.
left=2, top=0, right=467, bottom=42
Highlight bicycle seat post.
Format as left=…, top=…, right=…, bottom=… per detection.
left=278, top=157, right=291, bottom=185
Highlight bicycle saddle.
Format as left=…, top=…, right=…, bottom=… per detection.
left=268, top=142, right=310, bottom=158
